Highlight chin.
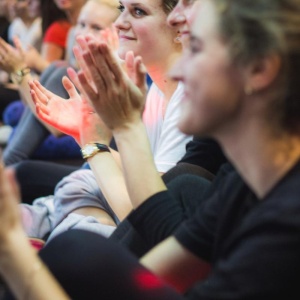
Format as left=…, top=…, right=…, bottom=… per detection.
left=117, top=48, right=127, bottom=61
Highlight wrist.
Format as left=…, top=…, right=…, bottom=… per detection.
left=112, top=119, right=144, bottom=140
left=80, top=143, right=110, bottom=160
left=10, top=67, right=31, bottom=85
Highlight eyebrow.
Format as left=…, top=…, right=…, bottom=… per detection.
left=119, top=1, right=143, bottom=5
left=120, top=1, right=148, bottom=7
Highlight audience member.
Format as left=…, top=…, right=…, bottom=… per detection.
left=1, top=0, right=298, bottom=299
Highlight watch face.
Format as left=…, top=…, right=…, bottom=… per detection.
left=84, top=145, right=97, bottom=156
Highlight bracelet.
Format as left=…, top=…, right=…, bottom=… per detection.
left=22, top=260, right=43, bottom=300
left=10, top=67, right=31, bottom=85
left=80, top=143, right=111, bottom=160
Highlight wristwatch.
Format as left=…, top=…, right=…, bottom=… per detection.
left=80, top=143, right=110, bottom=159
left=10, top=67, right=31, bottom=84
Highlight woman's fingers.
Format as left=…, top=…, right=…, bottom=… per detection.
left=35, top=103, right=52, bottom=124
left=67, top=67, right=83, bottom=92
left=29, top=81, right=50, bottom=106
left=73, top=45, right=93, bottom=84
left=0, top=37, right=8, bottom=52
left=78, top=70, right=98, bottom=103
left=12, top=36, right=24, bottom=56
left=134, top=56, right=147, bottom=92
left=81, top=47, right=107, bottom=95
left=96, top=42, right=125, bottom=86
left=4, top=168, right=20, bottom=207
left=125, top=51, right=135, bottom=81
left=62, top=76, right=80, bottom=100
left=0, top=160, right=21, bottom=233
left=30, top=89, right=50, bottom=115
left=33, top=80, right=57, bottom=102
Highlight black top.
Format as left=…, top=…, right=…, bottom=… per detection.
left=179, top=137, right=227, bottom=175
left=173, top=161, right=300, bottom=299
left=125, top=163, right=234, bottom=254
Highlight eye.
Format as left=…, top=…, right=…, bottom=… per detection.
left=78, top=21, right=85, bottom=29
left=117, top=3, right=124, bottom=12
left=91, top=25, right=103, bottom=32
left=133, top=7, right=146, bottom=17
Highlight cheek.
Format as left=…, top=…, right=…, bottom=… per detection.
left=118, top=24, right=152, bottom=59
left=179, top=62, right=243, bottom=136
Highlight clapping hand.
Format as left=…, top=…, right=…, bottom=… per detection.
left=0, top=37, right=27, bottom=74
left=30, top=77, right=84, bottom=143
left=76, top=37, right=147, bottom=132
left=30, top=75, right=112, bottom=146
left=0, top=161, right=23, bottom=251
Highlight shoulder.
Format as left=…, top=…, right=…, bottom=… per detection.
left=46, top=20, right=71, bottom=33
left=43, top=20, right=71, bottom=47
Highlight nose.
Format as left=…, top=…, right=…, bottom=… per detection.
left=167, top=3, right=186, bottom=28
left=114, top=11, right=131, bottom=31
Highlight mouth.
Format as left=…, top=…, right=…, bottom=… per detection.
left=180, top=30, right=190, bottom=38
left=118, top=35, right=136, bottom=41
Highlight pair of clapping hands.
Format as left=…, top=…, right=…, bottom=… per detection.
left=0, top=31, right=148, bottom=268
left=30, top=32, right=148, bottom=148
left=0, top=36, right=44, bottom=76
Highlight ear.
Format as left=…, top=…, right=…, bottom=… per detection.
left=245, top=53, right=281, bottom=93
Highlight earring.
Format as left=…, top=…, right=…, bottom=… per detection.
left=174, top=36, right=181, bottom=43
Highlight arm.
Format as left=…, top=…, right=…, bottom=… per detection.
left=79, top=39, right=165, bottom=209
left=30, top=76, right=133, bottom=221
left=140, top=236, right=211, bottom=293
left=0, top=37, right=62, bottom=136
left=0, top=164, right=70, bottom=300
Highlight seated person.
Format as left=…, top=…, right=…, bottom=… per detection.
left=21, top=0, right=192, bottom=240
left=0, top=0, right=111, bottom=172
left=0, top=0, right=71, bottom=119
left=0, top=0, right=300, bottom=299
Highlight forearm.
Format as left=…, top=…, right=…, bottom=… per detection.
left=113, top=120, right=167, bottom=209
left=18, top=74, right=63, bottom=136
left=87, top=151, right=133, bottom=221
left=140, top=236, right=210, bottom=293
left=0, top=229, right=69, bottom=300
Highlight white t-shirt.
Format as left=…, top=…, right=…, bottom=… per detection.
left=8, top=17, right=42, bottom=50
left=143, top=82, right=192, bottom=173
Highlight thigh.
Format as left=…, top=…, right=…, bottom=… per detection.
left=14, top=160, right=79, bottom=204
left=3, top=107, right=49, bottom=165
left=37, top=230, right=184, bottom=300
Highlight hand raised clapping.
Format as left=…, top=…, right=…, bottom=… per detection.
left=75, top=36, right=147, bottom=132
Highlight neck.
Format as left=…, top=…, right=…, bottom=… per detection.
left=65, top=7, right=81, bottom=25
left=146, top=53, right=180, bottom=102
left=20, top=15, right=36, bottom=27
left=219, top=118, right=300, bottom=199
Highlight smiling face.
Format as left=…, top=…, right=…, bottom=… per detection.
left=75, top=1, right=119, bottom=39
left=114, top=0, right=179, bottom=66
left=27, top=0, right=40, bottom=18
left=171, top=0, right=246, bottom=137
left=167, top=0, right=199, bottom=46
left=10, top=0, right=29, bottom=19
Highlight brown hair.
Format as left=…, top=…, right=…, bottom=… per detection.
left=162, top=0, right=178, bottom=14
left=214, top=0, right=300, bottom=132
